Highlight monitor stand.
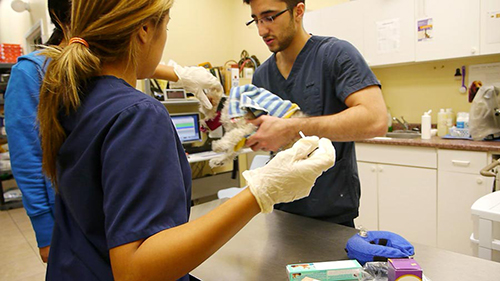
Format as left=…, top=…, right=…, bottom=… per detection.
left=183, top=142, right=212, bottom=154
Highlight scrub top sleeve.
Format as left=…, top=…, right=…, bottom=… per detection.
left=4, top=63, right=55, bottom=248
left=101, top=102, right=190, bottom=249
left=329, top=40, right=380, bottom=102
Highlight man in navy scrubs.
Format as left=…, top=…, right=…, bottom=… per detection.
left=243, top=0, right=388, bottom=226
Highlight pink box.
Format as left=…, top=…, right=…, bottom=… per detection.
left=388, top=258, right=422, bottom=281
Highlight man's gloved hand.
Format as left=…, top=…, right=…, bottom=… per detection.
left=243, top=136, right=336, bottom=213
left=168, top=60, right=223, bottom=112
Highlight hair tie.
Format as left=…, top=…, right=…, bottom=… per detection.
left=69, top=37, right=89, bottom=48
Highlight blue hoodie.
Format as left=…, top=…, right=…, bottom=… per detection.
left=5, top=51, right=55, bottom=248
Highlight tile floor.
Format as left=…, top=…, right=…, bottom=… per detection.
left=0, top=207, right=46, bottom=281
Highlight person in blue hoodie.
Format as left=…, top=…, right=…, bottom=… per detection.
left=4, top=0, right=224, bottom=264
left=4, top=0, right=71, bottom=263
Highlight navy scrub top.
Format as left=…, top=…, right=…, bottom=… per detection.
left=46, top=76, right=192, bottom=281
left=252, top=35, right=380, bottom=223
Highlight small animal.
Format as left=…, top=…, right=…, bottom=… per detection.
left=203, top=84, right=306, bottom=168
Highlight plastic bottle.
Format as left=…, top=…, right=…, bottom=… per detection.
left=437, top=109, right=448, bottom=137
left=456, top=112, right=465, bottom=128
left=446, top=108, right=454, bottom=130
left=421, top=110, right=432, bottom=140
left=456, top=112, right=470, bottom=138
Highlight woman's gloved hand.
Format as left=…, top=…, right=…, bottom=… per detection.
left=243, top=136, right=336, bottom=213
left=168, top=60, right=223, bottom=111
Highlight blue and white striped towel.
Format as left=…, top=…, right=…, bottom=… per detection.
left=228, top=84, right=299, bottom=119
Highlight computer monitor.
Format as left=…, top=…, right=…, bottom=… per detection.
left=170, top=112, right=203, bottom=144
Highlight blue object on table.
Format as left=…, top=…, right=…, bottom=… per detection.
left=345, top=230, right=414, bottom=265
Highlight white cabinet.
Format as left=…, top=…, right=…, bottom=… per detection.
left=415, top=0, right=480, bottom=61
left=303, top=1, right=365, bottom=54
left=356, top=162, right=379, bottom=231
left=306, top=0, right=499, bottom=66
left=480, top=0, right=500, bottom=55
left=362, top=0, right=416, bottom=66
left=378, top=164, right=437, bottom=247
left=356, top=143, right=437, bottom=247
left=437, top=149, right=493, bottom=256
left=356, top=142, right=497, bottom=257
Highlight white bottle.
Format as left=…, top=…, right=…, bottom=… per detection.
left=446, top=108, right=454, bottom=129
left=437, top=109, right=448, bottom=137
left=421, top=110, right=432, bottom=140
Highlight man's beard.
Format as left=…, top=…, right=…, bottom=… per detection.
left=271, top=21, right=296, bottom=53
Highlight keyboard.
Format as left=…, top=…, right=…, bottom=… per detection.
left=187, top=151, right=222, bottom=162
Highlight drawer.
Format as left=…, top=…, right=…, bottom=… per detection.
left=356, top=143, right=437, bottom=168
left=438, top=149, right=488, bottom=174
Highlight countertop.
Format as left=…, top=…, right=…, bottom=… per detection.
left=189, top=199, right=500, bottom=281
left=358, top=136, right=500, bottom=152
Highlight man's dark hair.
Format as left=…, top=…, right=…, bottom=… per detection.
left=46, top=0, right=71, bottom=45
left=243, top=0, right=305, bottom=9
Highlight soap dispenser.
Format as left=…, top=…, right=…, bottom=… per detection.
left=421, top=110, right=432, bottom=140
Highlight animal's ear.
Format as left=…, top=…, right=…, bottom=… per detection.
left=218, top=96, right=228, bottom=111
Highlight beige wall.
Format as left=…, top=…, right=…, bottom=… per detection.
left=0, top=0, right=52, bottom=52
left=374, top=55, right=500, bottom=124
left=0, top=0, right=32, bottom=51
left=161, top=0, right=235, bottom=66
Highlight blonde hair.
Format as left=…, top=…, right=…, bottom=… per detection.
left=38, top=0, right=173, bottom=189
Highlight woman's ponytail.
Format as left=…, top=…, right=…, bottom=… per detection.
left=38, top=41, right=100, bottom=190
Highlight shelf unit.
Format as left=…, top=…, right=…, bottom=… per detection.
left=0, top=170, right=23, bottom=211
left=0, top=63, right=14, bottom=70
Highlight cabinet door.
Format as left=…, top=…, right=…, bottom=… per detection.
left=320, top=1, right=365, bottom=55
left=438, top=171, right=493, bottom=255
left=378, top=164, right=437, bottom=247
left=355, top=162, right=379, bottom=231
left=415, top=0, right=480, bottom=61
left=362, top=0, right=416, bottom=66
left=480, top=0, right=500, bottom=55
left=303, top=1, right=365, bottom=55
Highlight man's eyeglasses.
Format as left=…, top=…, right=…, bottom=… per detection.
left=246, top=8, right=290, bottom=26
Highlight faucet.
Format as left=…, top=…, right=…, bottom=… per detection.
left=393, top=116, right=409, bottom=131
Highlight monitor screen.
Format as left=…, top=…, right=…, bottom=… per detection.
left=170, top=112, right=202, bottom=144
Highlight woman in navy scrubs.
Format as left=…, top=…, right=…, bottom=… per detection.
left=37, top=0, right=335, bottom=280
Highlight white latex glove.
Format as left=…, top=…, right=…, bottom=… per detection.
left=168, top=60, right=223, bottom=111
left=243, top=136, right=336, bottom=213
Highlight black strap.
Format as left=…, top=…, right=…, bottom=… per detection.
left=373, top=256, right=388, bottom=262
left=369, top=238, right=388, bottom=246
left=378, top=238, right=388, bottom=246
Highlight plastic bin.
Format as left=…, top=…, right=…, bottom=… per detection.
left=470, top=191, right=500, bottom=262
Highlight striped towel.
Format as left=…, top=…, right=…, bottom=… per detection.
left=228, top=84, right=300, bottom=119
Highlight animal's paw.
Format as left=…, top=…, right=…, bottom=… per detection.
left=209, top=157, right=227, bottom=168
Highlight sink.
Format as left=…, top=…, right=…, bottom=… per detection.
left=386, top=130, right=421, bottom=139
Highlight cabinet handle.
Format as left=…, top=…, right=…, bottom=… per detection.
left=471, top=47, right=477, bottom=54
left=451, top=160, right=470, bottom=167
left=378, top=166, right=384, bottom=172
left=371, top=166, right=376, bottom=172
left=476, top=178, right=483, bottom=185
